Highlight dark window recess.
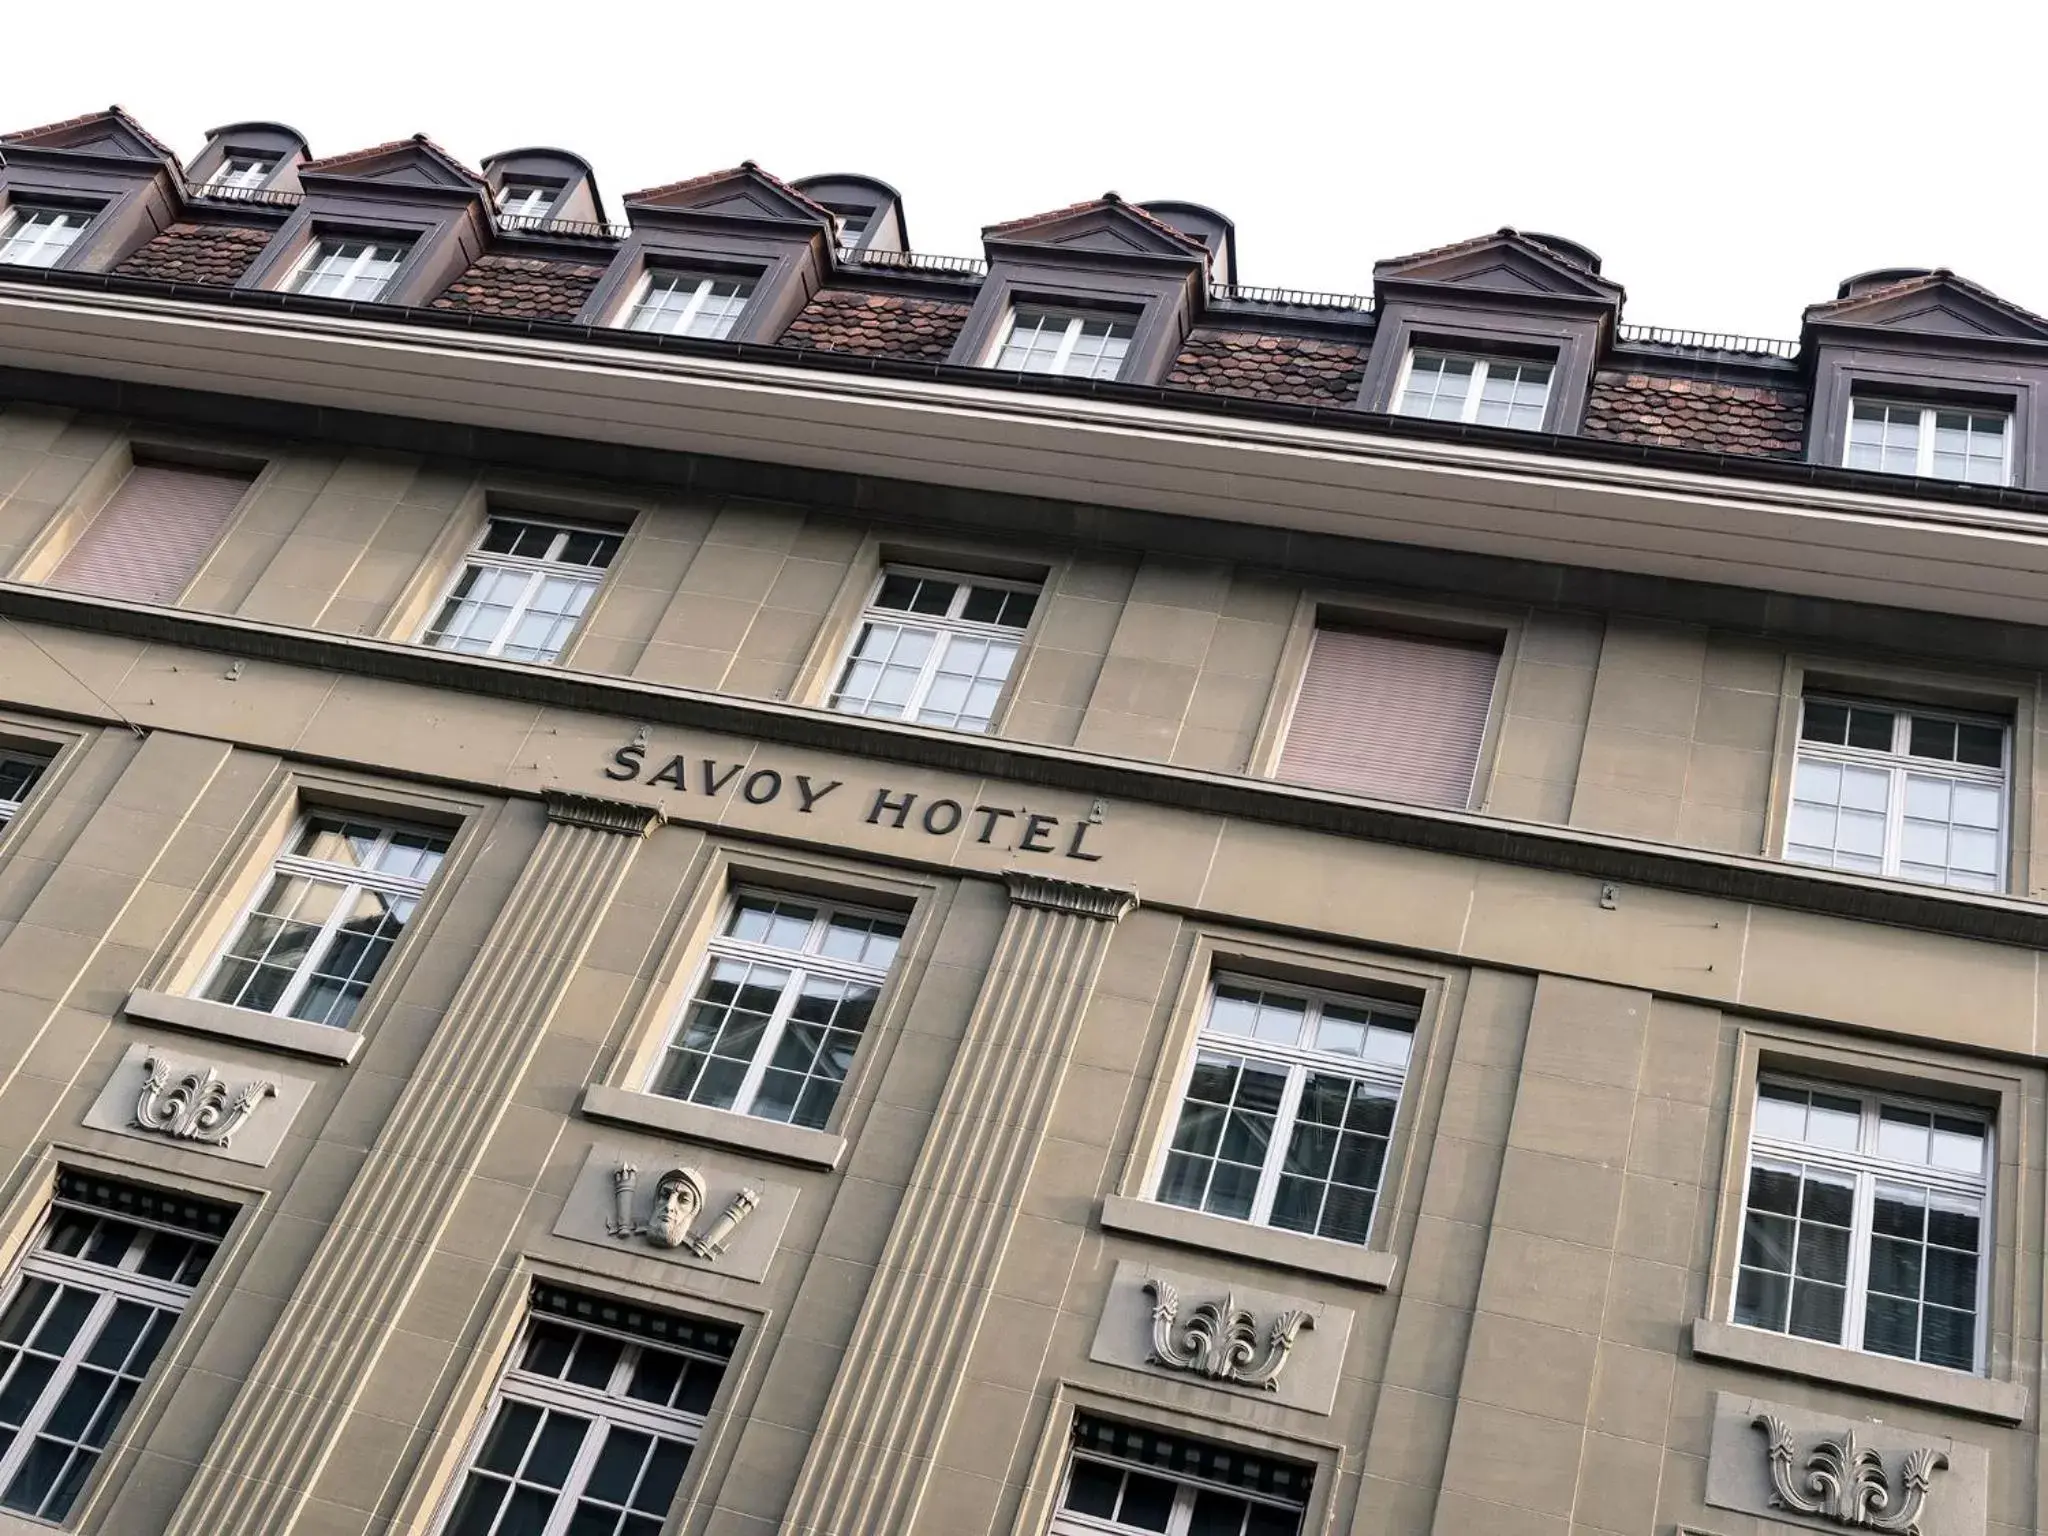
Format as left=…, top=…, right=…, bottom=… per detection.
left=529, top=1282, right=740, bottom=1361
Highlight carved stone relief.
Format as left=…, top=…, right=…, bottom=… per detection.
left=1089, top=1259, right=1352, bottom=1415
left=1704, top=1392, right=1986, bottom=1536
left=552, top=1144, right=794, bottom=1285
left=84, top=1043, right=312, bottom=1167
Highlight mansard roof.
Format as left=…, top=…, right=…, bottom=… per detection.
left=1803, top=268, right=2048, bottom=344
left=624, top=162, right=834, bottom=226
left=298, top=134, right=486, bottom=189
left=1, top=105, right=176, bottom=164
left=1374, top=227, right=1624, bottom=304
left=983, top=193, right=1210, bottom=262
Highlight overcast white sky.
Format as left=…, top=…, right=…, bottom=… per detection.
left=13, top=1, right=2048, bottom=340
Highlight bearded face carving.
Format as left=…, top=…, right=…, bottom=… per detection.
left=606, top=1161, right=760, bottom=1260
left=644, top=1169, right=707, bottom=1249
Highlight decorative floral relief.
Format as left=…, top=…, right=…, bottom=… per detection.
left=607, top=1162, right=760, bottom=1260
left=1752, top=1413, right=1949, bottom=1535
left=1143, top=1278, right=1314, bottom=1390
left=132, top=1052, right=275, bottom=1148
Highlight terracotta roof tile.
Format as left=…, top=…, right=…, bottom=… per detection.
left=2, top=104, right=177, bottom=162
left=1167, top=328, right=1368, bottom=408
left=430, top=254, right=609, bottom=323
left=112, top=222, right=272, bottom=286
left=1581, top=370, right=1808, bottom=459
left=624, top=162, right=835, bottom=222
left=299, top=134, right=485, bottom=188
left=778, top=289, right=971, bottom=362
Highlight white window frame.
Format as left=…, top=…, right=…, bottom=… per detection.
left=1051, top=1424, right=1309, bottom=1536
left=620, top=270, right=755, bottom=339
left=825, top=565, right=1040, bottom=732
left=198, top=813, right=448, bottom=1026
left=0, top=1192, right=214, bottom=1520
left=1147, top=974, right=1417, bottom=1247
left=206, top=155, right=277, bottom=191
left=0, top=751, right=47, bottom=828
left=1391, top=347, right=1554, bottom=428
left=647, top=890, right=903, bottom=1126
left=989, top=308, right=1136, bottom=381
left=434, top=1302, right=726, bottom=1536
left=1846, top=397, right=2013, bottom=485
left=0, top=206, right=92, bottom=269
left=420, top=516, right=621, bottom=663
left=284, top=238, right=410, bottom=301
left=1786, top=694, right=2009, bottom=891
left=496, top=180, right=559, bottom=220
left=1732, top=1074, right=1993, bottom=1375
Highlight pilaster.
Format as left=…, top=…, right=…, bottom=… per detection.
left=163, top=792, right=663, bottom=1536
left=779, top=870, right=1137, bottom=1535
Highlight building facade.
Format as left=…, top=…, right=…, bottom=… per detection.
left=0, top=105, right=2040, bottom=1536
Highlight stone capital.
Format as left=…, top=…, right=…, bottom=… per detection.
left=543, top=789, right=665, bottom=837
left=1003, top=870, right=1138, bottom=920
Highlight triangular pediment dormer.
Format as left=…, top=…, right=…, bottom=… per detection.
left=1374, top=228, right=1623, bottom=306
left=1, top=106, right=174, bottom=164
left=983, top=194, right=1209, bottom=266
left=624, top=163, right=833, bottom=229
left=298, top=135, right=485, bottom=192
left=1804, top=270, right=2048, bottom=344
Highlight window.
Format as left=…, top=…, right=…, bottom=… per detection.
left=1155, top=977, right=1415, bottom=1247
left=206, top=155, right=277, bottom=191
left=992, top=309, right=1134, bottom=381
left=622, top=271, right=754, bottom=339
left=1052, top=1414, right=1311, bottom=1536
left=286, top=238, right=409, bottom=301
left=1786, top=696, right=2007, bottom=891
left=828, top=206, right=871, bottom=251
left=649, top=892, right=904, bottom=1130
left=200, top=812, right=450, bottom=1028
left=0, top=1172, right=230, bottom=1522
left=439, top=1284, right=734, bottom=1536
left=423, top=517, right=622, bottom=664
left=1847, top=398, right=2010, bottom=486
left=1734, top=1078, right=1989, bottom=1374
left=49, top=462, right=254, bottom=605
left=497, top=181, right=559, bottom=221
left=1276, top=626, right=1499, bottom=807
left=0, top=207, right=91, bottom=269
left=828, top=568, right=1038, bottom=733
left=0, top=752, right=47, bottom=829
left=1394, top=349, right=1553, bottom=430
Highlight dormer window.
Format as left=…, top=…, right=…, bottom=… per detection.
left=623, top=270, right=754, bottom=340
left=287, top=238, right=410, bottom=301
left=1394, top=349, right=1553, bottom=430
left=0, top=207, right=91, bottom=269
left=207, top=155, right=277, bottom=191
left=829, top=206, right=871, bottom=251
left=1846, top=398, right=2010, bottom=486
left=992, top=308, right=1134, bottom=381
left=497, top=180, right=559, bottom=221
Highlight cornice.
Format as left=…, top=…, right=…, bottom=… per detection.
left=1003, top=872, right=1140, bottom=921
left=542, top=789, right=664, bottom=837
left=4, top=579, right=2048, bottom=950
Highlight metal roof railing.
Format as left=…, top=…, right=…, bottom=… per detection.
left=1210, top=282, right=1374, bottom=313
left=841, top=248, right=988, bottom=278
left=1615, top=322, right=1799, bottom=359
left=497, top=213, right=633, bottom=241
left=182, top=180, right=302, bottom=209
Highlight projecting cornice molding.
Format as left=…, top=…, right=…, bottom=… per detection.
left=542, top=789, right=665, bottom=836
left=1003, top=871, right=1139, bottom=920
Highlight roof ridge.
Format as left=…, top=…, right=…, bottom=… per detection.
left=622, top=162, right=836, bottom=223
left=981, top=193, right=1209, bottom=256
left=300, top=133, right=486, bottom=188
left=0, top=104, right=178, bottom=163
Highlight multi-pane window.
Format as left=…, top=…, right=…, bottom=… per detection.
left=623, top=271, right=754, bottom=339
left=0, top=207, right=91, bottom=269
left=1847, top=398, right=2011, bottom=486
left=287, top=238, right=409, bottom=301
left=200, top=813, right=450, bottom=1028
left=650, top=892, right=904, bottom=1130
left=0, top=1173, right=231, bottom=1522
left=1394, top=349, right=1553, bottom=430
left=423, top=517, right=622, bottom=664
left=828, top=568, right=1038, bottom=734
left=1734, top=1079, right=1989, bottom=1373
left=0, top=752, right=48, bottom=829
left=1786, top=696, right=2007, bottom=891
left=830, top=207, right=871, bottom=251
left=1052, top=1414, right=1312, bottom=1536
left=206, top=155, right=277, bottom=191
left=497, top=181, right=559, bottom=220
left=440, top=1284, right=734, bottom=1536
left=992, top=309, right=1135, bottom=381
left=1155, top=977, right=1416, bottom=1247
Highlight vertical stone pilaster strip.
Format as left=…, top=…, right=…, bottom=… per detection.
left=165, top=791, right=663, bottom=1536
left=779, top=872, right=1138, bottom=1536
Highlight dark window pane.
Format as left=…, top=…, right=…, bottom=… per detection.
left=42, top=1367, right=114, bottom=1440
left=476, top=1402, right=541, bottom=1474
left=1909, top=716, right=1958, bottom=761
left=1740, top=1212, right=1794, bottom=1273
left=1867, top=1236, right=1922, bottom=1299
left=1190, top=1488, right=1253, bottom=1535
left=1922, top=1305, right=1976, bottom=1370
left=676, top=1363, right=721, bottom=1416
left=1735, top=1266, right=1790, bottom=1330
left=1746, top=1166, right=1800, bottom=1216
left=1871, top=1192, right=1926, bottom=1241
left=29, top=1288, right=95, bottom=1355
left=627, top=1350, right=684, bottom=1408
left=1927, top=1204, right=1981, bottom=1251
left=1795, top=1222, right=1851, bottom=1284
left=1, top=1436, right=74, bottom=1514
left=446, top=1476, right=509, bottom=1536
left=1248, top=1504, right=1305, bottom=1536
left=585, top=1426, right=650, bottom=1503
left=565, top=1334, right=622, bottom=1390
left=634, top=1438, right=692, bottom=1511
left=1801, top=1178, right=1853, bottom=1229
left=1063, top=1461, right=1121, bottom=1516
left=1957, top=722, right=2005, bottom=768
left=1847, top=707, right=1895, bottom=751
left=0, top=1280, right=55, bottom=1346
left=0, top=1355, right=56, bottom=1427
left=1925, top=1247, right=1979, bottom=1311
left=1863, top=1293, right=1919, bottom=1360
left=1788, top=1280, right=1845, bottom=1343
left=1802, top=701, right=1848, bottom=744
left=1118, top=1469, right=1176, bottom=1530
left=525, top=1411, right=590, bottom=1488
left=498, top=1484, right=556, bottom=1536
left=84, top=1300, right=149, bottom=1371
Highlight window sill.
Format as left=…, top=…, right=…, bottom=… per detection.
left=1098, top=1195, right=1397, bottom=1290
left=578, top=1084, right=847, bottom=1171
left=1689, top=1316, right=2027, bottom=1424
left=122, top=989, right=361, bottom=1064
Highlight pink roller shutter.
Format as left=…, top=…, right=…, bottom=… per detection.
left=1277, top=627, right=1500, bottom=806
left=51, top=464, right=252, bottom=604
